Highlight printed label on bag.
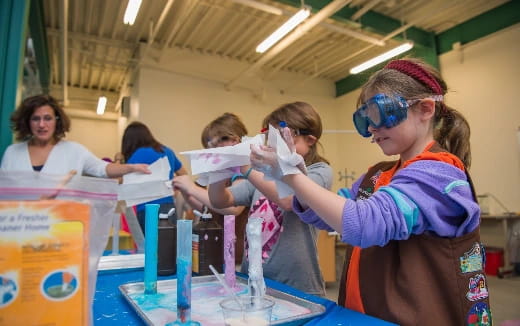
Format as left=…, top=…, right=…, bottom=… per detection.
left=0, top=201, right=90, bottom=325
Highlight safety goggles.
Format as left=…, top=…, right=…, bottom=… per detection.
left=206, top=135, right=237, bottom=148
left=260, top=121, right=311, bottom=137
left=353, top=93, right=443, bottom=137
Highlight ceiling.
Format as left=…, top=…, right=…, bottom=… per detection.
left=29, top=0, right=511, bottom=113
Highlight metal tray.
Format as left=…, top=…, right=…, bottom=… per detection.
left=119, top=275, right=325, bottom=325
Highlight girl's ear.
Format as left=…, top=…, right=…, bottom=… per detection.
left=305, top=135, right=317, bottom=146
left=419, top=98, right=436, bottom=121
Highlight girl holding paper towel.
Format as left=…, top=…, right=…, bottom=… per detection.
left=207, top=102, right=332, bottom=297
left=121, top=121, right=187, bottom=234
left=0, top=94, right=150, bottom=178
left=173, top=112, right=249, bottom=263
left=173, top=112, right=249, bottom=215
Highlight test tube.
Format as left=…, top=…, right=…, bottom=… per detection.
left=246, top=217, right=266, bottom=297
left=224, top=215, right=236, bottom=289
left=170, top=219, right=200, bottom=326
left=144, top=204, right=159, bottom=295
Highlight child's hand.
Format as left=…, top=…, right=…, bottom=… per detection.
left=280, top=127, right=306, bottom=174
left=172, top=175, right=196, bottom=195
left=250, top=143, right=306, bottom=179
left=131, top=163, right=151, bottom=174
left=281, top=127, right=296, bottom=152
left=250, top=144, right=282, bottom=179
left=196, top=167, right=240, bottom=186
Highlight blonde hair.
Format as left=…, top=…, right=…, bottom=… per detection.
left=358, top=58, right=472, bottom=168
left=262, top=102, right=329, bottom=165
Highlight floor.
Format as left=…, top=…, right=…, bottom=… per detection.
left=324, top=246, right=520, bottom=325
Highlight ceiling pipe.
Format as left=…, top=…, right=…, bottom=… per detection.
left=319, top=22, right=384, bottom=46
left=283, top=0, right=461, bottom=92
left=350, top=0, right=382, bottom=21
left=225, top=0, right=353, bottom=89
left=59, top=0, right=69, bottom=106
left=145, top=0, right=175, bottom=53
left=230, top=0, right=384, bottom=46
left=231, top=0, right=283, bottom=15
left=47, top=29, right=135, bottom=49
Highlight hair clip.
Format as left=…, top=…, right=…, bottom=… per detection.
left=260, top=127, right=268, bottom=133
left=279, top=121, right=287, bottom=128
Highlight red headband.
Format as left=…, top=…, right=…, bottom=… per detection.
left=385, top=60, right=443, bottom=95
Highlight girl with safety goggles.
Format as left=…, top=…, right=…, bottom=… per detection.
left=172, top=113, right=249, bottom=263
left=249, top=58, right=490, bottom=325
left=208, top=102, right=332, bottom=298
left=353, top=93, right=444, bottom=137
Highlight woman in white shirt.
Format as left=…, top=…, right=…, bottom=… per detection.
left=0, top=94, right=149, bottom=177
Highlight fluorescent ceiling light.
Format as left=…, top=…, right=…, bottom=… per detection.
left=97, top=96, right=107, bottom=115
left=124, top=0, right=142, bottom=25
left=256, top=7, right=311, bottom=53
left=349, top=42, right=414, bottom=74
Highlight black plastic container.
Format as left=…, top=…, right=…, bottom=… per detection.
left=157, top=213, right=176, bottom=276
left=192, top=214, right=223, bottom=275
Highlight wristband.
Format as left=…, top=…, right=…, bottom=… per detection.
left=244, top=167, right=253, bottom=179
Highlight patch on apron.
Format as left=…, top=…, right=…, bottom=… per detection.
left=466, top=274, right=489, bottom=301
left=460, top=242, right=483, bottom=273
left=466, top=302, right=491, bottom=326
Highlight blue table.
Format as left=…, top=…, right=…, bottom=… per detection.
left=93, top=269, right=396, bottom=325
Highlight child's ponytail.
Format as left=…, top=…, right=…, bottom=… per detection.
left=434, top=105, right=472, bottom=168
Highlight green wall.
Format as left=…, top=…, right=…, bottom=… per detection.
left=0, top=0, right=30, bottom=156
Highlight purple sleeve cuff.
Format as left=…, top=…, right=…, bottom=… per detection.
left=340, top=200, right=363, bottom=245
left=292, top=197, right=334, bottom=231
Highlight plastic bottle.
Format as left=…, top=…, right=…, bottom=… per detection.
left=157, top=209, right=176, bottom=276
left=192, top=208, right=224, bottom=275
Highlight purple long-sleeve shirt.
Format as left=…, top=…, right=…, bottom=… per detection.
left=293, top=160, right=480, bottom=248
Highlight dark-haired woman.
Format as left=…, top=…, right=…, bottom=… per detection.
left=121, top=121, right=187, bottom=233
left=0, top=94, right=150, bottom=177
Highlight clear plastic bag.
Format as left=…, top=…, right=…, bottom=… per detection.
left=0, top=170, right=118, bottom=324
